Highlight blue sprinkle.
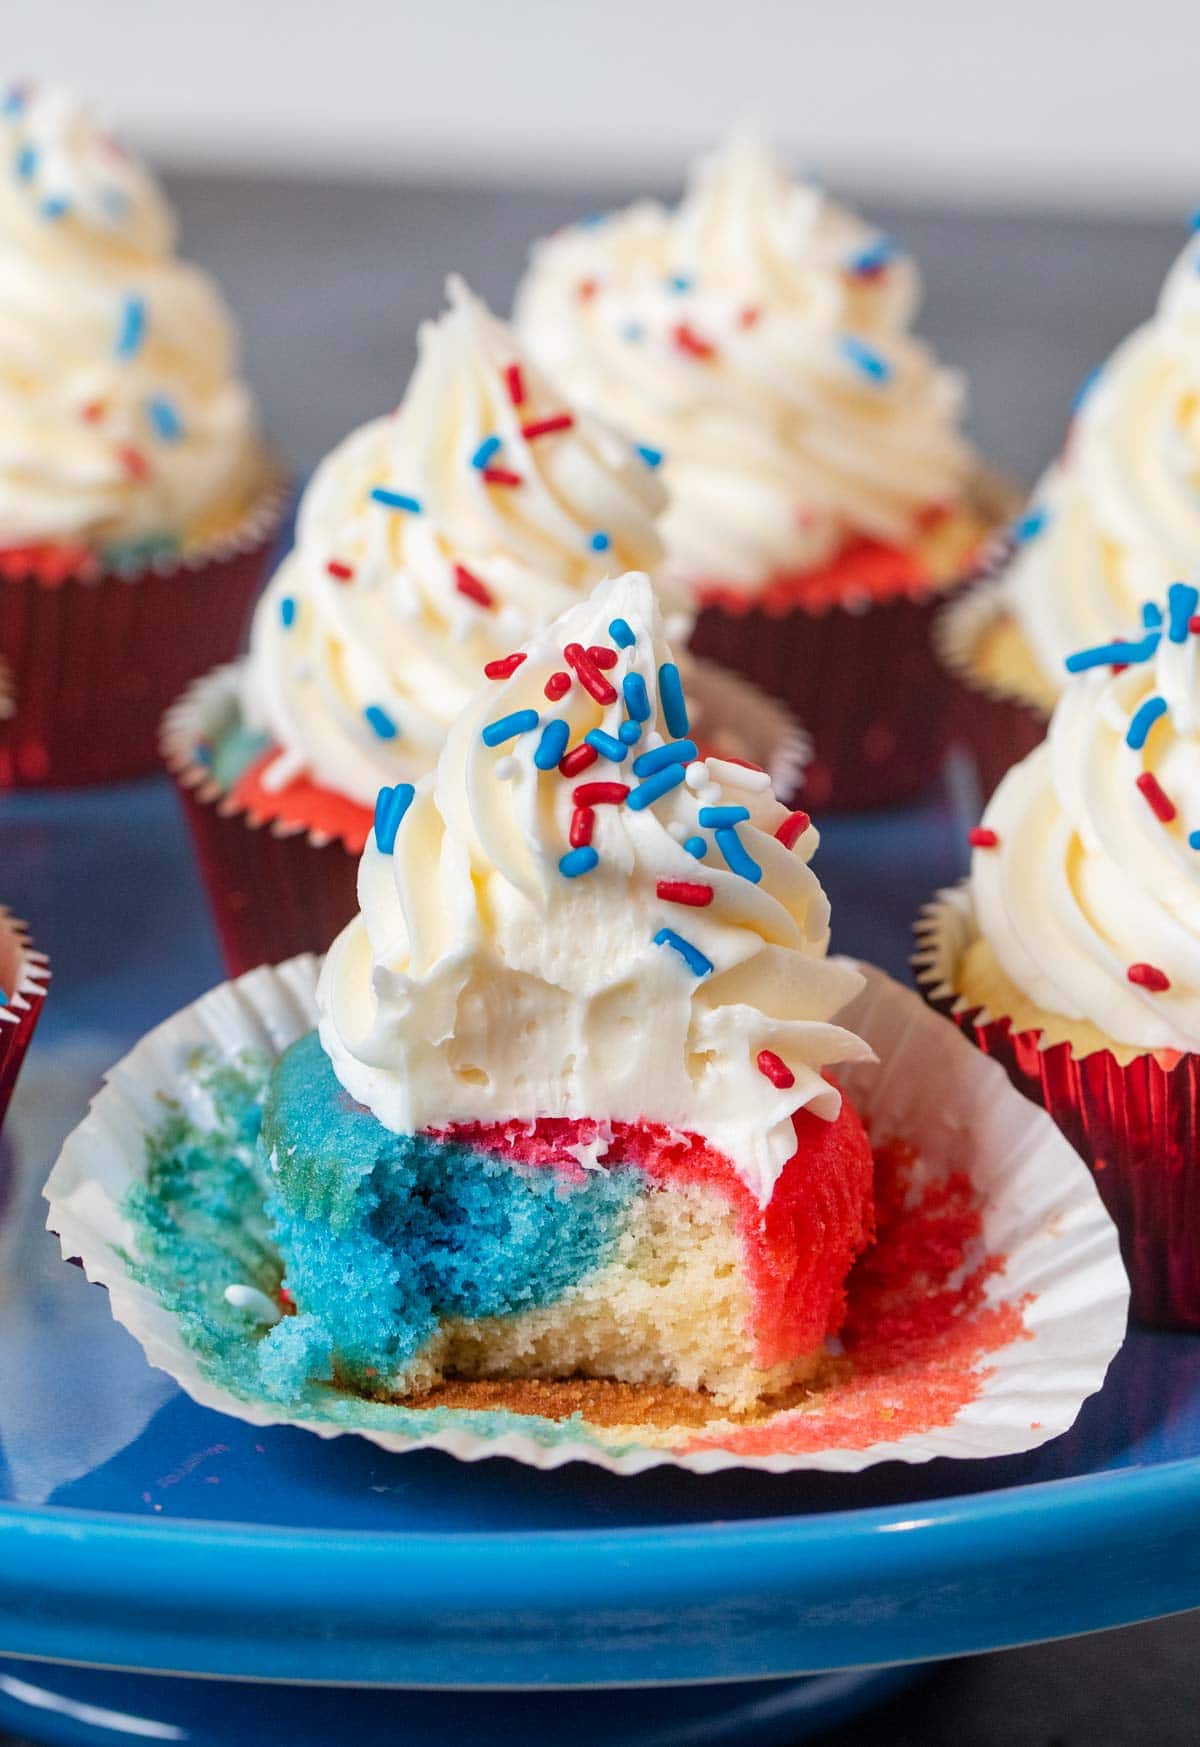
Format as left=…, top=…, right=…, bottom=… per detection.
left=369, top=487, right=423, bottom=514
left=471, top=435, right=501, bottom=470
left=628, top=764, right=685, bottom=811
left=1014, top=507, right=1049, bottom=544
left=146, top=395, right=183, bottom=442
left=579, top=211, right=609, bottom=229
left=0, top=987, right=7, bottom=1006
left=684, top=835, right=708, bottom=860
left=838, top=334, right=891, bottom=384
left=1190, top=830, right=1200, bottom=851
left=364, top=704, right=399, bottom=740
left=620, top=321, right=645, bottom=344
left=1126, top=696, right=1168, bottom=750
left=2, top=88, right=26, bottom=116
left=584, top=728, right=628, bottom=763
left=653, top=928, right=713, bottom=978
left=633, top=738, right=697, bottom=777
left=715, top=827, right=762, bottom=883
left=1071, top=367, right=1102, bottom=413
left=13, top=143, right=36, bottom=183
left=559, top=846, right=599, bottom=879
left=1192, top=207, right=1200, bottom=232
left=657, top=662, right=689, bottom=739
left=609, top=617, right=636, bottom=647
left=40, top=195, right=68, bottom=221
left=618, top=718, right=643, bottom=745
left=374, top=783, right=415, bottom=854
left=1168, top=581, right=1199, bottom=642
left=698, top=804, right=750, bottom=827
left=483, top=708, right=540, bottom=748
left=635, top=444, right=663, bottom=469
left=848, top=235, right=898, bottom=275
left=1065, top=632, right=1161, bottom=674
left=623, top=672, right=650, bottom=722
left=1142, top=601, right=1163, bottom=629
left=114, top=295, right=147, bottom=360
left=589, top=530, right=611, bottom=553
left=666, top=273, right=693, bottom=293
left=280, top=595, right=297, bottom=629
left=534, top=718, right=571, bottom=770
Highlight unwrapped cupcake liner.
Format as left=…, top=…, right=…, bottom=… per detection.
left=162, top=655, right=811, bottom=979
left=914, top=882, right=1200, bottom=1330
left=0, top=907, right=49, bottom=1142
left=0, top=475, right=288, bottom=789
left=45, top=954, right=1127, bottom=1476
left=935, top=543, right=1050, bottom=804
left=687, top=470, right=1015, bottom=813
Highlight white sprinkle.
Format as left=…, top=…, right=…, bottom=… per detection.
left=684, top=761, right=709, bottom=791
left=667, top=820, right=688, bottom=842
left=224, top=1284, right=282, bottom=1324
left=259, top=749, right=307, bottom=795
left=494, top=754, right=519, bottom=781
left=641, top=728, right=664, bottom=752
left=698, top=782, right=722, bottom=805
left=706, top=756, right=772, bottom=793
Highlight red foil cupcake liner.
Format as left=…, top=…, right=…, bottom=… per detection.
left=0, top=477, right=288, bottom=789
left=163, top=657, right=810, bottom=979
left=0, top=907, right=49, bottom=1141
left=935, top=543, right=1049, bottom=805
left=914, top=883, right=1196, bottom=1329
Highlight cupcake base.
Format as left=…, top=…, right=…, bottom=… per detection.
left=915, top=883, right=1197, bottom=1330
left=0, top=481, right=286, bottom=789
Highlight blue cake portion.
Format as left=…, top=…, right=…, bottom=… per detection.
left=257, top=1031, right=640, bottom=1395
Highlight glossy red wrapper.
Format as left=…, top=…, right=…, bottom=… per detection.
left=0, top=907, right=49, bottom=1143
left=914, top=887, right=1197, bottom=1330
left=935, top=543, right=1049, bottom=804
left=0, top=480, right=287, bottom=789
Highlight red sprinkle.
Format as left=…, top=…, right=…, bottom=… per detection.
left=504, top=363, right=525, bottom=407
left=656, top=879, right=714, bottom=908
left=672, top=322, right=716, bottom=362
left=326, top=559, right=354, bottom=582
left=559, top=742, right=599, bottom=778
left=482, top=467, right=523, bottom=488
left=80, top=399, right=106, bottom=423
left=544, top=671, right=571, bottom=700
left=737, top=305, right=762, bottom=329
left=564, top=641, right=618, bottom=705
left=1136, top=771, right=1176, bottom=823
left=577, top=278, right=598, bottom=303
left=1189, top=615, right=1200, bottom=635
left=574, top=781, right=629, bottom=806
left=586, top=644, right=619, bottom=670
left=569, top=806, right=595, bottom=848
left=117, top=444, right=149, bottom=481
left=521, top=414, right=574, bottom=441
left=483, top=651, right=526, bottom=681
left=968, top=827, right=999, bottom=849
left=1128, top=962, right=1171, bottom=992
left=756, top=1049, right=795, bottom=1090
left=454, top=564, right=493, bottom=608
left=775, top=810, right=811, bottom=850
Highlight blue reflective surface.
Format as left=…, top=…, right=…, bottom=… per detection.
left=2, top=766, right=1200, bottom=1692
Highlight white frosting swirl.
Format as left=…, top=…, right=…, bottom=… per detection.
left=0, top=82, right=264, bottom=556
left=318, top=572, right=871, bottom=1202
left=1001, top=231, right=1200, bottom=690
left=515, top=131, right=975, bottom=593
left=971, top=582, right=1200, bottom=1051
left=243, top=279, right=670, bottom=804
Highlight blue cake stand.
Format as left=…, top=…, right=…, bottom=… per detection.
left=2, top=773, right=1199, bottom=1747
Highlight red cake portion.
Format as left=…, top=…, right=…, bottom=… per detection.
left=229, top=749, right=374, bottom=852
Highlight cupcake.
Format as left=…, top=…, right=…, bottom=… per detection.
left=0, top=81, right=283, bottom=788
left=515, top=130, right=1005, bottom=810
left=238, top=570, right=876, bottom=1417
left=165, top=279, right=802, bottom=976
left=915, top=580, right=1200, bottom=1326
left=0, top=905, right=48, bottom=1144
left=940, top=226, right=1200, bottom=799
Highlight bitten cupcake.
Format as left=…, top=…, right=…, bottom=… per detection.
left=939, top=227, right=1200, bottom=799
left=515, top=130, right=1005, bottom=809
left=165, top=280, right=802, bottom=976
left=0, top=81, right=282, bottom=788
left=915, top=580, right=1200, bottom=1326
left=251, top=571, right=875, bottom=1420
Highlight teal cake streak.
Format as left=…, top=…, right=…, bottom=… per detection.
left=209, top=716, right=271, bottom=791
left=121, top=1036, right=646, bottom=1452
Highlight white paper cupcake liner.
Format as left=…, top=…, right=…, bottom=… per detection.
left=44, top=954, right=1127, bottom=1476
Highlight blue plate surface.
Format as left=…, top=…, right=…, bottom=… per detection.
left=2, top=770, right=1199, bottom=1689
